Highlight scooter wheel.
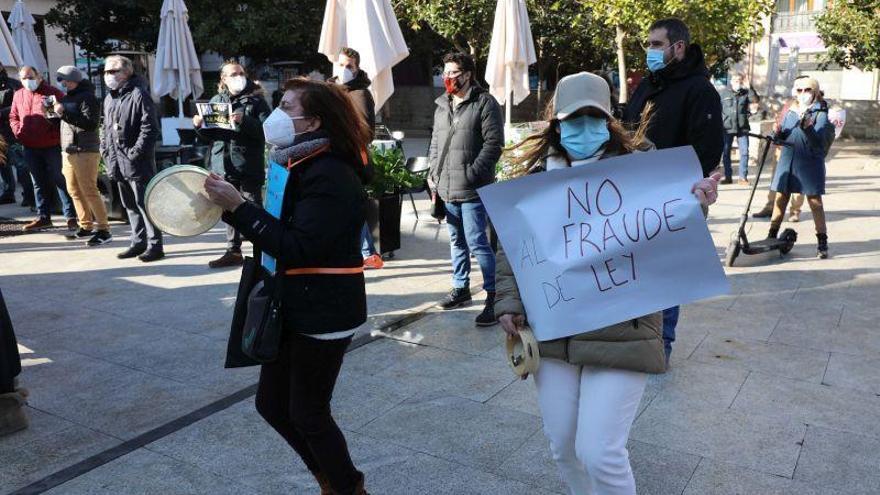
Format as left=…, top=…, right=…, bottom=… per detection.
left=725, top=240, right=741, bottom=267
left=779, top=229, right=798, bottom=255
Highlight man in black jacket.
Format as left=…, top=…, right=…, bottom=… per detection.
left=428, top=52, right=504, bottom=326
left=622, top=18, right=724, bottom=360
left=194, top=62, right=270, bottom=268
left=100, top=55, right=162, bottom=262
left=719, top=73, right=754, bottom=185
left=329, top=47, right=376, bottom=136
left=0, top=68, right=29, bottom=206
left=55, top=66, right=112, bottom=246
left=327, top=47, right=384, bottom=269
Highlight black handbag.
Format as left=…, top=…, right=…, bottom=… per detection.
left=225, top=256, right=263, bottom=368
left=430, top=191, right=446, bottom=221
left=430, top=113, right=458, bottom=222
left=240, top=264, right=284, bottom=364
left=225, top=254, right=285, bottom=367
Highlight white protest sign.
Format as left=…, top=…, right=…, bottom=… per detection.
left=478, top=146, right=729, bottom=342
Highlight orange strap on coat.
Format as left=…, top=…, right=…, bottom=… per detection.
left=287, top=144, right=332, bottom=170
left=284, top=267, right=365, bottom=276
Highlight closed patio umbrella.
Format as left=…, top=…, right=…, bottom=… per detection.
left=0, top=12, right=23, bottom=72
left=152, top=0, right=204, bottom=118
left=318, top=0, right=409, bottom=111
left=485, top=0, right=536, bottom=125
left=8, top=0, right=47, bottom=75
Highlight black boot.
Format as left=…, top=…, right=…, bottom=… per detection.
left=439, top=287, right=471, bottom=310
left=767, top=226, right=780, bottom=239
left=475, top=291, right=498, bottom=327
left=817, top=233, right=828, bottom=259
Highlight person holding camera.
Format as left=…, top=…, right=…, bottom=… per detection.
left=768, top=77, right=831, bottom=259
left=9, top=66, right=76, bottom=231
left=54, top=66, right=112, bottom=246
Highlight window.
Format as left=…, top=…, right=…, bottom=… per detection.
left=776, top=0, right=823, bottom=12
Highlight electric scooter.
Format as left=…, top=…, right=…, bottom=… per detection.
left=724, top=133, right=797, bottom=267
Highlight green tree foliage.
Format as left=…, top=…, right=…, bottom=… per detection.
left=393, top=0, right=496, bottom=58
left=394, top=0, right=615, bottom=83
left=45, top=0, right=325, bottom=66
left=44, top=0, right=163, bottom=55
left=528, top=1, right=616, bottom=81
left=187, top=1, right=325, bottom=63
left=583, top=0, right=773, bottom=68
left=816, top=0, right=880, bottom=71
left=582, top=0, right=774, bottom=100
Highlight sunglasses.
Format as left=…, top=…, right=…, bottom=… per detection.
left=795, top=87, right=813, bottom=93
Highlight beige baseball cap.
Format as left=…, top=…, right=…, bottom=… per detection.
left=553, top=71, right=612, bottom=120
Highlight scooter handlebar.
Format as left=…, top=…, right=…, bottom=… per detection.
left=746, top=132, right=792, bottom=147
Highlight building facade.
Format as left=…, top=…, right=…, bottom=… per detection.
left=739, top=0, right=880, bottom=138
left=0, top=0, right=75, bottom=76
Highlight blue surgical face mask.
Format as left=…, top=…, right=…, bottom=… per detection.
left=559, top=115, right=610, bottom=161
left=646, top=48, right=667, bottom=72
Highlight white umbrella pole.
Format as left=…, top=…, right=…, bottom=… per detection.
left=505, top=65, right=512, bottom=125
left=177, top=51, right=186, bottom=118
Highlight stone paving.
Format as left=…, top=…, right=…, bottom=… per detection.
left=1, top=141, right=878, bottom=494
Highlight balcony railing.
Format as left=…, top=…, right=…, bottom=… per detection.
left=773, top=12, right=819, bottom=33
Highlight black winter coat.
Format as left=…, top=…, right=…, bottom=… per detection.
left=428, top=86, right=504, bottom=202
left=0, top=288, right=20, bottom=392
left=59, top=80, right=101, bottom=153
left=0, top=75, right=22, bottom=144
left=622, top=44, right=723, bottom=177
left=223, top=148, right=368, bottom=334
left=330, top=70, right=376, bottom=138
left=719, top=87, right=751, bottom=135
left=194, top=81, right=271, bottom=190
left=100, top=75, right=159, bottom=182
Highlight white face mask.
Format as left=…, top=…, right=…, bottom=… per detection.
left=104, top=74, right=122, bottom=91
left=263, top=108, right=312, bottom=148
left=226, top=75, right=247, bottom=95
left=333, top=65, right=356, bottom=85
left=797, top=92, right=814, bottom=108
left=22, top=79, right=39, bottom=92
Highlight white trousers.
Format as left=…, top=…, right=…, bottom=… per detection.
left=533, top=358, right=648, bottom=495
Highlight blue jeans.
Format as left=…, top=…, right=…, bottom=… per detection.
left=360, top=222, right=376, bottom=258
left=445, top=200, right=495, bottom=291
left=662, top=306, right=679, bottom=357
left=722, top=133, right=749, bottom=180
left=24, top=146, right=75, bottom=219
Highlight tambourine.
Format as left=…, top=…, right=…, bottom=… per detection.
left=144, top=165, right=223, bottom=237
left=506, top=328, right=540, bottom=377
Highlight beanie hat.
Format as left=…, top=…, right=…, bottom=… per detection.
left=56, top=65, right=83, bottom=83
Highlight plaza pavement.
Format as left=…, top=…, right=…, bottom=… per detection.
left=1, top=140, right=878, bottom=494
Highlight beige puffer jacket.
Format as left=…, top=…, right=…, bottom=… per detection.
left=493, top=147, right=667, bottom=374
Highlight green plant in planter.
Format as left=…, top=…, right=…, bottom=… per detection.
left=366, top=145, right=418, bottom=198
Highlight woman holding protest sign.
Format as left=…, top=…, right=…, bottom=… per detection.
left=194, top=61, right=271, bottom=269
left=204, top=78, right=371, bottom=495
left=495, top=72, right=720, bottom=495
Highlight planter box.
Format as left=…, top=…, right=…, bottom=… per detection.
left=365, top=194, right=401, bottom=255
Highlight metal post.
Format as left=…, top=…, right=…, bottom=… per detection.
left=505, top=65, right=512, bottom=125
